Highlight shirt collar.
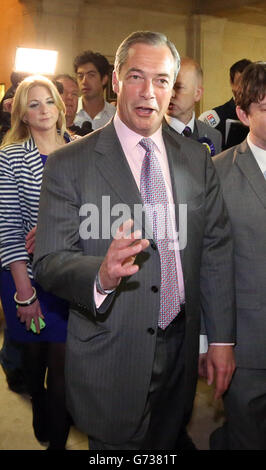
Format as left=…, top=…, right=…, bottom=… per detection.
left=247, top=133, right=266, bottom=174
left=77, top=97, right=108, bottom=118
left=165, top=112, right=195, bottom=134
left=113, top=113, right=164, bottom=155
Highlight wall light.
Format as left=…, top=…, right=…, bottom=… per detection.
left=14, top=47, right=58, bottom=75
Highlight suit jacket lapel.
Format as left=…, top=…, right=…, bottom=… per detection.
left=23, top=137, right=43, bottom=183
left=235, top=140, right=266, bottom=209
left=191, top=121, right=199, bottom=141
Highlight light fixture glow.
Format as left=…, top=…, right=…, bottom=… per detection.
left=14, top=48, right=58, bottom=75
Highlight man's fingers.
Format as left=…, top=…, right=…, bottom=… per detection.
left=115, top=219, right=135, bottom=240
left=114, top=238, right=149, bottom=262
left=206, top=345, right=236, bottom=400
left=207, top=361, right=214, bottom=387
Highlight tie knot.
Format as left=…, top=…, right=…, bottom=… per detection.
left=139, top=137, right=154, bottom=153
left=183, top=126, right=191, bottom=137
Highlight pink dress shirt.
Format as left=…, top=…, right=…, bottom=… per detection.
left=95, top=113, right=185, bottom=306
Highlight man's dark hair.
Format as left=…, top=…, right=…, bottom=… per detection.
left=73, top=51, right=110, bottom=79
left=230, top=59, right=252, bottom=83
left=235, top=62, right=266, bottom=113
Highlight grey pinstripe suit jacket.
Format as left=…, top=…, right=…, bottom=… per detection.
left=195, top=119, right=222, bottom=155
left=214, top=140, right=266, bottom=369
left=33, top=120, right=235, bottom=444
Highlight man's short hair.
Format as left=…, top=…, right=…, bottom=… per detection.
left=55, top=74, right=78, bottom=85
left=235, top=62, right=266, bottom=113
left=114, top=31, right=180, bottom=82
left=180, top=57, right=203, bottom=83
left=73, top=51, right=110, bottom=79
left=229, top=59, right=252, bottom=83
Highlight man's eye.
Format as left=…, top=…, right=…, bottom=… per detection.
left=156, top=78, right=169, bottom=87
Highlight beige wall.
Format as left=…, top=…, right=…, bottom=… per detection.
left=0, top=0, right=37, bottom=88
left=0, top=0, right=266, bottom=110
left=76, top=5, right=187, bottom=65
left=198, top=15, right=266, bottom=113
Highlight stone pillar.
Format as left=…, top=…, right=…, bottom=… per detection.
left=185, top=14, right=227, bottom=114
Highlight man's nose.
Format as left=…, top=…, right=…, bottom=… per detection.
left=140, top=79, right=155, bottom=99
left=65, top=93, right=74, bottom=102
left=81, top=74, right=88, bottom=84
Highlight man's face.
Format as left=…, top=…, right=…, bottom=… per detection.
left=237, top=95, right=266, bottom=149
left=167, top=64, right=202, bottom=123
left=113, top=43, right=175, bottom=136
left=76, top=62, right=108, bottom=100
left=57, top=77, right=79, bottom=122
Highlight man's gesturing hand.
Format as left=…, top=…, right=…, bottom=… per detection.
left=98, top=219, right=150, bottom=291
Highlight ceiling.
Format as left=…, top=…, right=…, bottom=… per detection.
left=84, top=0, right=266, bottom=26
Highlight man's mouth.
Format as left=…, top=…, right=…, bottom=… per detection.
left=135, top=106, right=155, bottom=116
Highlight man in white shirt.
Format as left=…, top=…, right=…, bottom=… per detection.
left=210, top=61, right=266, bottom=450
left=165, top=57, right=222, bottom=156
left=73, top=50, right=115, bottom=130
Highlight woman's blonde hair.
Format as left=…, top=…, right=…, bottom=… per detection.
left=1, top=75, right=66, bottom=148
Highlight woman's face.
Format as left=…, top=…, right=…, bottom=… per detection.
left=23, top=85, right=59, bottom=133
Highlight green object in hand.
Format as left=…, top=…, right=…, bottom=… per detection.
left=30, top=318, right=46, bottom=334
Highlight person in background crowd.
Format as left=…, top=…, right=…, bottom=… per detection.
left=199, top=58, right=252, bottom=150
left=0, top=72, right=29, bottom=143
left=0, top=71, right=31, bottom=395
left=73, top=50, right=115, bottom=130
left=33, top=31, right=235, bottom=451
left=0, top=75, right=72, bottom=449
left=209, top=61, right=266, bottom=450
left=165, top=57, right=222, bottom=156
left=55, top=74, right=92, bottom=136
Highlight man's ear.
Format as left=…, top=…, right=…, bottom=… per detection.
left=194, top=85, right=203, bottom=103
left=112, top=70, right=119, bottom=95
left=102, top=74, right=109, bottom=88
left=236, top=105, right=250, bottom=126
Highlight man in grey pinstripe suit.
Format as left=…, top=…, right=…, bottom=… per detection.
left=33, top=31, right=235, bottom=450
left=210, top=62, right=266, bottom=450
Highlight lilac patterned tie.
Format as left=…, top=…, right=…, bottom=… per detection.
left=139, top=137, right=181, bottom=330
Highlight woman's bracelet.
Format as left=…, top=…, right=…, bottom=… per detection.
left=14, top=287, right=37, bottom=306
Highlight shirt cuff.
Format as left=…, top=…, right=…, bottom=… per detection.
left=199, top=335, right=235, bottom=354
left=94, top=281, right=108, bottom=309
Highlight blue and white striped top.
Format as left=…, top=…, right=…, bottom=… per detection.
left=0, top=134, right=70, bottom=278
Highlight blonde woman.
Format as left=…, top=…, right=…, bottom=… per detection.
left=0, top=75, right=72, bottom=449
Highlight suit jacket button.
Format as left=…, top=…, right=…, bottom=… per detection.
left=151, top=285, right=158, bottom=292
left=147, top=328, right=155, bottom=335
